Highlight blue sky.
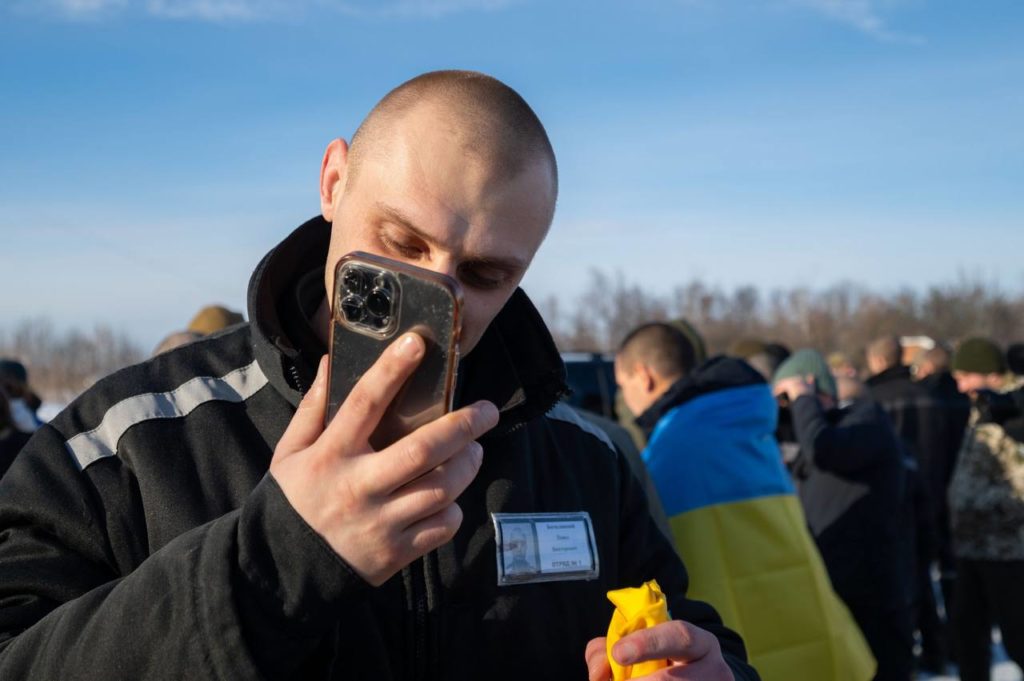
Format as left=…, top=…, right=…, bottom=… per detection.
left=2, top=0, right=1022, bottom=350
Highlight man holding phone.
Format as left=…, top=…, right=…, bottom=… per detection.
left=0, top=71, right=756, bottom=680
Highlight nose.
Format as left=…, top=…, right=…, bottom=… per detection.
left=422, top=253, right=460, bottom=284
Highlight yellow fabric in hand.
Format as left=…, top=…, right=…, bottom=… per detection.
left=606, top=579, right=671, bottom=680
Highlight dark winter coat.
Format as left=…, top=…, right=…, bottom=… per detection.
left=917, top=371, right=970, bottom=562
left=788, top=395, right=913, bottom=609
left=0, top=217, right=757, bottom=681
left=0, top=429, right=31, bottom=480
left=865, top=365, right=937, bottom=563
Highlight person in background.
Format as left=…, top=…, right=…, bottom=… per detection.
left=913, top=342, right=971, bottom=663
left=774, top=349, right=914, bottom=681
left=0, top=387, right=32, bottom=480
left=863, top=335, right=944, bottom=674
left=827, top=351, right=859, bottom=380
left=1008, top=343, right=1024, bottom=379
left=153, top=305, right=246, bottom=356
left=615, top=317, right=707, bottom=451
left=0, top=359, right=42, bottom=433
left=727, top=337, right=767, bottom=361
left=947, top=337, right=1024, bottom=681
left=616, top=325, right=875, bottom=681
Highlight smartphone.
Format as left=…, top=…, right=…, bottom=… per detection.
left=325, top=251, right=463, bottom=450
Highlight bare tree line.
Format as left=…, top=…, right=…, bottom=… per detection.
left=539, top=271, right=1024, bottom=361
left=0, top=319, right=143, bottom=403
left=3, top=275, right=1021, bottom=402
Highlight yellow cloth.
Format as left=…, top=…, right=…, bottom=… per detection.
left=606, top=580, right=671, bottom=680
left=670, top=495, right=876, bottom=681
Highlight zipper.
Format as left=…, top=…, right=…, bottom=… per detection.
left=407, top=556, right=430, bottom=680
left=287, top=362, right=307, bottom=396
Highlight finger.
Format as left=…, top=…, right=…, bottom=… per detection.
left=275, top=355, right=329, bottom=457
left=612, top=621, right=713, bottom=666
left=402, top=501, right=464, bottom=558
left=328, top=333, right=425, bottom=446
left=373, top=400, right=498, bottom=495
left=386, top=441, right=484, bottom=530
left=585, top=637, right=611, bottom=681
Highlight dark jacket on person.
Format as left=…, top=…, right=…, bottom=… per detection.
left=0, top=217, right=757, bottom=681
left=0, top=428, right=31, bottom=480
left=917, top=370, right=970, bottom=562
left=788, top=395, right=912, bottom=608
left=865, top=365, right=937, bottom=567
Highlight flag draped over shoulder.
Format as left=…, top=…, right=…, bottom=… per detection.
left=641, top=360, right=875, bottom=681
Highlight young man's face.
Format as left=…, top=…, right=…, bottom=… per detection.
left=614, top=357, right=654, bottom=418
left=954, top=370, right=1002, bottom=395
left=320, top=102, right=555, bottom=354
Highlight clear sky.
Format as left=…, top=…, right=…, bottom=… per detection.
left=2, top=0, right=1022, bottom=350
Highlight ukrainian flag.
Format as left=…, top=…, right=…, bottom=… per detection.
left=644, top=377, right=875, bottom=681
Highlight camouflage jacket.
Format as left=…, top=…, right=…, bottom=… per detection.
left=949, top=379, right=1024, bottom=560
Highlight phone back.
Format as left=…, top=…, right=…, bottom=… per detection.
left=326, top=252, right=463, bottom=450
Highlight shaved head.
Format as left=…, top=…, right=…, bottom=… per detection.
left=617, top=323, right=697, bottom=382
left=347, top=70, right=557, bottom=206
left=867, top=335, right=902, bottom=370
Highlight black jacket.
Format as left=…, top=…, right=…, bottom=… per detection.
left=0, top=217, right=756, bottom=681
left=917, top=371, right=971, bottom=562
left=865, top=365, right=938, bottom=563
left=788, top=395, right=912, bottom=608
left=0, top=429, right=31, bottom=480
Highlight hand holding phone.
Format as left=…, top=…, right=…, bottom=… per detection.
left=267, top=253, right=499, bottom=587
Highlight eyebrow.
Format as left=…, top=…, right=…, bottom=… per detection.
left=376, top=202, right=528, bottom=272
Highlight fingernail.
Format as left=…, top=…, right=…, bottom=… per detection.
left=471, top=441, right=483, bottom=467
left=476, top=401, right=499, bottom=426
left=397, top=333, right=423, bottom=359
left=613, top=641, right=637, bottom=664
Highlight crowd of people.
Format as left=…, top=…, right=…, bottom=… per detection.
left=0, top=70, right=1022, bottom=681
left=613, top=324, right=1024, bottom=681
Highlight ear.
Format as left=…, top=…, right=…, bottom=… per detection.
left=320, top=138, right=350, bottom=222
left=639, top=363, right=658, bottom=393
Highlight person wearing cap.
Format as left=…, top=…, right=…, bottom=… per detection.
left=947, top=337, right=1024, bottom=681
left=774, top=349, right=914, bottom=681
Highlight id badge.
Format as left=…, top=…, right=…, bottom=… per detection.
left=492, top=512, right=600, bottom=586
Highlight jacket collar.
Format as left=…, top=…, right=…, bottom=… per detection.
left=636, top=355, right=766, bottom=438
left=865, top=364, right=913, bottom=387
left=247, top=216, right=569, bottom=435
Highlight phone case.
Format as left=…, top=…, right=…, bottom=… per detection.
left=325, top=252, right=463, bottom=450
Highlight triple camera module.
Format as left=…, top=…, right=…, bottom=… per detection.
left=339, top=264, right=400, bottom=336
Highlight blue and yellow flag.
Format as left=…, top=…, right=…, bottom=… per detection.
left=644, top=376, right=875, bottom=681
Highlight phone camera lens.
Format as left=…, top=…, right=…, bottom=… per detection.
left=343, top=267, right=371, bottom=296
left=372, top=315, right=391, bottom=330
left=340, top=294, right=366, bottom=323
left=366, top=288, right=392, bottom=318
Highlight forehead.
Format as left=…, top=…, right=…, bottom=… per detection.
left=349, top=105, right=555, bottom=257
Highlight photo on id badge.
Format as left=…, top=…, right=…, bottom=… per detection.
left=502, top=523, right=540, bottom=575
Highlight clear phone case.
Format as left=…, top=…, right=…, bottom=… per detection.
left=325, top=251, right=463, bottom=450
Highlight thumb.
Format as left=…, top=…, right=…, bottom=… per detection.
left=275, top=355, right=328, bottom=458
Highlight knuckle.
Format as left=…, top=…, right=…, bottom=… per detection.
left=345, top=387, right=381, bottom=421
left=402, top=440, right=432, bottom=474
left=456, top=412, right=477, bottom=441
left=428, top=482, right=449, bottom=508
